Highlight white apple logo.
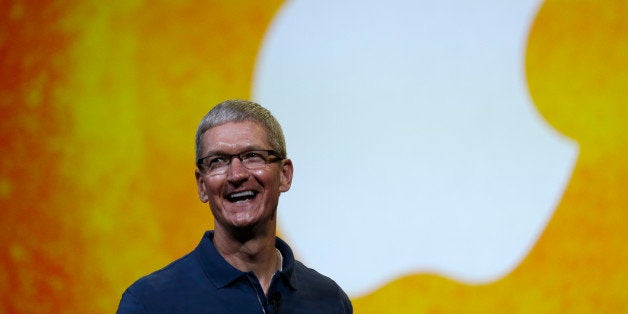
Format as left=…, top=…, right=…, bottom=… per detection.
left=253, top=0, right=578, bottom=296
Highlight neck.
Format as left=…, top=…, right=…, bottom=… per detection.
left=213, top=222, right=280, bottom=295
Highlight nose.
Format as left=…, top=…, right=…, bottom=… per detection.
left=226, top=156, right=249, bottom=184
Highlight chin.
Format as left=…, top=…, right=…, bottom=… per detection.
left=230, top=215, right=258, bottom=227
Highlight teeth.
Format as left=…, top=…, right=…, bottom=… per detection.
left=230, top=191, right=255, bottom=199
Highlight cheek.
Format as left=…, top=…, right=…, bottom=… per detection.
left=205, top=180, right=224, bottom=202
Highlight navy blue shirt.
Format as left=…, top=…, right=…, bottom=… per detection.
left=117, top=231, right=352, bottom=313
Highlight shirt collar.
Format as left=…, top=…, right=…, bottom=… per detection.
left=275, top=234, right=298, bottom=290
left=195, top=231, right=299, bottom=290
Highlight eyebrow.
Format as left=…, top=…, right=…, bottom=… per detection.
left=203, top=145, right=268, bottom=157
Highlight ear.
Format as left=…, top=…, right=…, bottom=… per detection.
left=279, top=159, right=294, bottom=193
left=195, top=169, right=209, bottom=203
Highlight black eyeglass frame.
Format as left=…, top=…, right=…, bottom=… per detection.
left=196, top=149, right=284, bottom=173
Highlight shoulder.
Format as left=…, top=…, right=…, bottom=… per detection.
left=129, top=250, right=201, bottom=294
left=118, top=251, right=206, bottom=313
left=292, top=261, right=353, bottom=313
left=276, top=236, right=344, bottom=293
left=293, top=260, right=340, bottom=289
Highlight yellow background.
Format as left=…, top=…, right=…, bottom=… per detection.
left=1, top=0, right=626, bottom=312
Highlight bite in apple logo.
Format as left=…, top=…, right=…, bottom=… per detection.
left=253, top=0, right=578, bottom=296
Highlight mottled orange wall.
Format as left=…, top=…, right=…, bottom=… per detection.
left=1, top=0, right=626, bottom=313
left=1, top=1, right=282, bottom=312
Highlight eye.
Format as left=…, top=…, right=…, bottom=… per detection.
left=241, top=151, right=266, bottom=164
left=207, top=155, right=229, bottom=168
left=242, top=151, right=262, bottom=158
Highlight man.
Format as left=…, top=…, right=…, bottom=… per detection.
left=117, top=99, right=352, bottom=313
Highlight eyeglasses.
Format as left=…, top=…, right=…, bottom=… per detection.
left=197, top=150, right=283, bottom=175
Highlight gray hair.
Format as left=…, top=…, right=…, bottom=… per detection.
left=195, top=99, right=287, bottom=166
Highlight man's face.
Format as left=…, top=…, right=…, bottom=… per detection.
left=195, top=121, right=293, bottom=231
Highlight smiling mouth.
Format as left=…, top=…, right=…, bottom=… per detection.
left=226, top=190, right=257, bottom=203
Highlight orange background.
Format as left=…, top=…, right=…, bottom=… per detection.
left=1, top=0, right=626, bottom=313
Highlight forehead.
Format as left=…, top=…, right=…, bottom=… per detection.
left=201, top=121, right=270, bottom=153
